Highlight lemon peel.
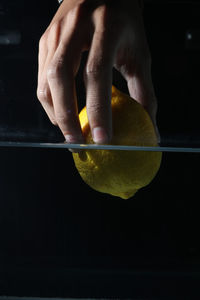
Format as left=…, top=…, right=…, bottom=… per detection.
left=72, top=86, right=162, bottom=199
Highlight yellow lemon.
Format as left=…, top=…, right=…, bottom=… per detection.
left=72, top=86, right=162, bottom=199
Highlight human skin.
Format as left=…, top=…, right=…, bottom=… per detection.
left=37, top=0, right=158, bottom=144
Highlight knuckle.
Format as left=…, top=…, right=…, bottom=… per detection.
left=49, top=21, right=60, bottom=35
left=68, top=5, right=80, bottom=19
left=50, top=118, right=58, bottom=126
left=86, top=60, right=105, bottom=77
left=37, top=86, right=50, bottom=103
left=39, top=32, right=48, bottom=50
left=47, top=61, right=64, bottom=81
left=47, top=22, right=61, bottom=45
left=87, top=102, right=104, bottom=115
left=67, top=2, right=85, bottom=27
left=93, top=3, right=107, bottom=21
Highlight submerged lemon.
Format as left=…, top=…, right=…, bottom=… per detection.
left=72, top=86, right=162, bottom=199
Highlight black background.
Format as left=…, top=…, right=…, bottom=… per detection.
left=0, top=1, right=200, bottom=299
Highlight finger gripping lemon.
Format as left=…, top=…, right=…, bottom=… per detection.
left=72, top=86, right=162, bottom=199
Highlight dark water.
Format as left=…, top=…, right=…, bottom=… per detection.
left=0, top=147, right=200, bottom=298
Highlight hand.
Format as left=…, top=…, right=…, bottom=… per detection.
left=37, top=0, right=159, bottom=144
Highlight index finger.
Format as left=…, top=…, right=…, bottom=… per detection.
left=47, top=42, right=84, bottom=144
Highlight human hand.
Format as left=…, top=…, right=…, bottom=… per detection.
left=37, top=0, right=159, bottom=144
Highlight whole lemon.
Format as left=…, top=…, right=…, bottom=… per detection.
left=72, top=86, right=162, bottom=199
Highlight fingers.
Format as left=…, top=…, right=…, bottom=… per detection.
left=37, top=3, right=117, bottom=146
left=115, top=39, right=160, bottom=141
left=127, top=67, right=160, bottom=143
left=39, top=1, right=157, bottom=147
left=37, top=8, right=86, bottom=143
left=37, top=28, right=58, bottom=126
left=84, top=6, right=116, bottom=144
left=47, top=42, right=84, bottom=143
left=127, top=57, right=157, bottom=120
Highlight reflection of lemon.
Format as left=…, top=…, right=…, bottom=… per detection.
left=72, top=86, right=162, bottom=199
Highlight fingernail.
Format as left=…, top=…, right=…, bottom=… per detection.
left=92, top=127, right=109, bottom=144
left=65, top=134, right=77, bottom=143
left=64, top=134, right=83, bottom=153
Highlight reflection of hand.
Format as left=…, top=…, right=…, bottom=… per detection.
left=37, top=0, right=158, bottom=144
